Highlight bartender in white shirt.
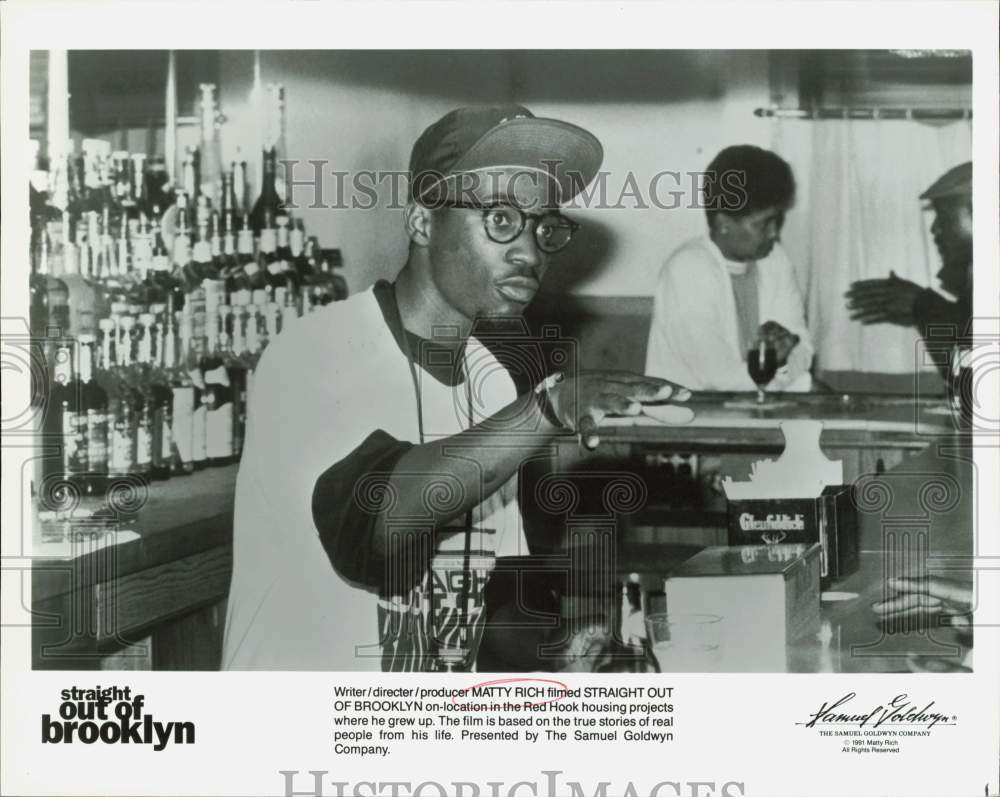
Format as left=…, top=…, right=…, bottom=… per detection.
left=646, top=145, right=813, bottom=391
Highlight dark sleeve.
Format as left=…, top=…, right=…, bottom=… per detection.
left=912, top=289, right=971, bottom=377
left=912, top=288, right=966, bottom=334
left=311, top=429, right=413, bottom=592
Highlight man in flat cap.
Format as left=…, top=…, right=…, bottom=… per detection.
left=845, top=162, right=973, bottom=374
left=222, top=106, right=692, bottom=672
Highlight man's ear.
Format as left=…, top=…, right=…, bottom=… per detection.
left=405, top=202, right=433, bottom=247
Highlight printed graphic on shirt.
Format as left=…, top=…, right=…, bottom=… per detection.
left=377, top=526, right=496, bottom=672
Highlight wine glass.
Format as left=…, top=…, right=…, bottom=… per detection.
left=747, top=341, right=778, bottom=404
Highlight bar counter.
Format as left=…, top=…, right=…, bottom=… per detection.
left=30, top=392, right=972, bottom=672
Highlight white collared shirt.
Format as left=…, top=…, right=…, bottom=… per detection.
left=645, top=234, right=814, bottom=391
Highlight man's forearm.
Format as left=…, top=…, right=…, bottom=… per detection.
left=371, top=391, right=561, bottom=557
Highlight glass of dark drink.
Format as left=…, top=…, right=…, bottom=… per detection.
left=747, top=341, right=778, bottom=404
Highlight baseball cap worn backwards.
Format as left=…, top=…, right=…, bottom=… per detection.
left=920, top=161, right=972, bottom=200
left=409, top=105, right=603, bottom=206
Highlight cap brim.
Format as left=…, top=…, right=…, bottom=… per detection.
left=449, top=117, right=603, bottom=204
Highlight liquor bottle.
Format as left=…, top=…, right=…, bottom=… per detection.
left=106, top=314, right=134, bottom=480
left=236, top=214, right=264, bottom=302
left=78, top=333, right=109, bottom=496
left=216, top=211, right=234, bottom=273
left=115, top=211, right=131, bottom=283
left=201, top=298, right=234, bottom=466
left=95, top=205, right=115, bottom=283
left=275, top=215, right=303, bottom=312
left=147, top=214, right=179, bottom=310
left=249, top=147, right=284, bottom=235
left=59, top=211, right=105, bottom=337
left=261, top=213, right=286, bottom=295
left=132, top=212, right=154, bottom=286
left=111, top=151, right=130, bottom=207
left=266, top=83, right=289, bottom=205
left=220, top=172, right=235, bottom=224
left=209, top=211, right=227, bottom=274
left=147, top=307, right=174, bottom=481
left=172, top=198, right=193, bottom=272
left=181, top=147, right=198, bottom=202
left=130, top=153, right=148, bottom=215
left=227, top=298, right=249, bottom=459
left=34, top=223, right=71, bottom=337
left=188, top=288, right=208, bottom=472
left=129, top=313, right=157, bottom=477
left=198, top=84, right=222, bottom=209
left=233, top=157, right=248, bottom=218
left=169, top=307, right=196, bottom=475
left=38, top=341, right=75, bottom=510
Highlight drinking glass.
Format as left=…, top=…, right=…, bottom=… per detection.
left=747, top=341, right=778, bottom=404
left=644, top=613, right=723, bottom=672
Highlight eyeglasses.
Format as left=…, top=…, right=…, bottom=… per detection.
left=439, top=201, right=580, bottom=253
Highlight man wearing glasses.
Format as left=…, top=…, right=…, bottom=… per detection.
left=223, top=106, right=691, bottom=672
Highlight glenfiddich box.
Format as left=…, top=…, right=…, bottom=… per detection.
left=664, top=543, right=822, bottom=672
left=726, top=485, right=859, bottom=583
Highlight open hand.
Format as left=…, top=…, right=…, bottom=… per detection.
left=845, top=271, right=924, bottom=326
left=547, top=371, right=691, bottom=450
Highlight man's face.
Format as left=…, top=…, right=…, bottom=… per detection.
left=714, top=205, right=786, bottom=262
left=930, top=197, right=973, bottom=296
left=424, top=170, right=556, bottom=320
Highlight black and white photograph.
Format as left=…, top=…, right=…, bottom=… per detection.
left=22, top=46, right=979, bottom=674
left=2, top=2, right=998, bottom=796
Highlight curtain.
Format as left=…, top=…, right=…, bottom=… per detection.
left=772, top=118, right=971, bottom=374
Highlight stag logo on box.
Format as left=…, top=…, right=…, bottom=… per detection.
left=41, top=686, right=195, bottom=751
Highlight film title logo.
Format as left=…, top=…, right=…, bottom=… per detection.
left=739, top=512, right=805, bottom=532
left=41, top=686, right=195, bottom=751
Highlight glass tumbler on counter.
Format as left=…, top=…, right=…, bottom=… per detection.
left=644, top=613, right=724, bottom=672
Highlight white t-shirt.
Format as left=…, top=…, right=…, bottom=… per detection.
left=222, top=285, right=527, bottom=671
left=645, top=234, right=814, bottom=391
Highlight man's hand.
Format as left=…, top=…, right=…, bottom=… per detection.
left=845, top=271, right=925, bottom=326
left=872, top=576, right=973, bottom=673
left=546, top=371, right=691, bottom=450
left=755, top=321, right=800, bottom=366
left=872, top=576, right=972, bottom=630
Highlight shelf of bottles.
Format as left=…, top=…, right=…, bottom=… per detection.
left=30, top=82, right=347, bottom=518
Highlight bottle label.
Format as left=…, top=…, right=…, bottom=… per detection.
left=173, top=238, right=191, bottom=267
left=259, top=229, right=277, bottom=254
left=276, top=225, right=289, bottom=248
left=86, top=410, right=109, bottom=473
left=152, top=254, right=171, bottom=272
left=244, top=262, right=260, bottom=277
left=206, top=399, right=234, bottom=459
left=110, top=420, right=134, bottom=474
left=267, top=262, right=284, bottom=276
left=192, top=398, right=207, bottom=462
left=172, top=387, right=195, bottom=464
left=289, top=229, right=304, bottom=257
left=136, top=419, right=152, bottom=466
left=63, top=410, right=89, bottom=474
left=160, top=403, right=174, bottom=461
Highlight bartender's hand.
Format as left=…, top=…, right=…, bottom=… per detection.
left=756, top=321, right=800, bottom=366
left=845, top=271, right=924, bottom=326
left=546, top=371, right=691, bottom=450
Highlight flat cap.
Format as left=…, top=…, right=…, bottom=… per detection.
left=920, top=161, right=972, bottom=200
